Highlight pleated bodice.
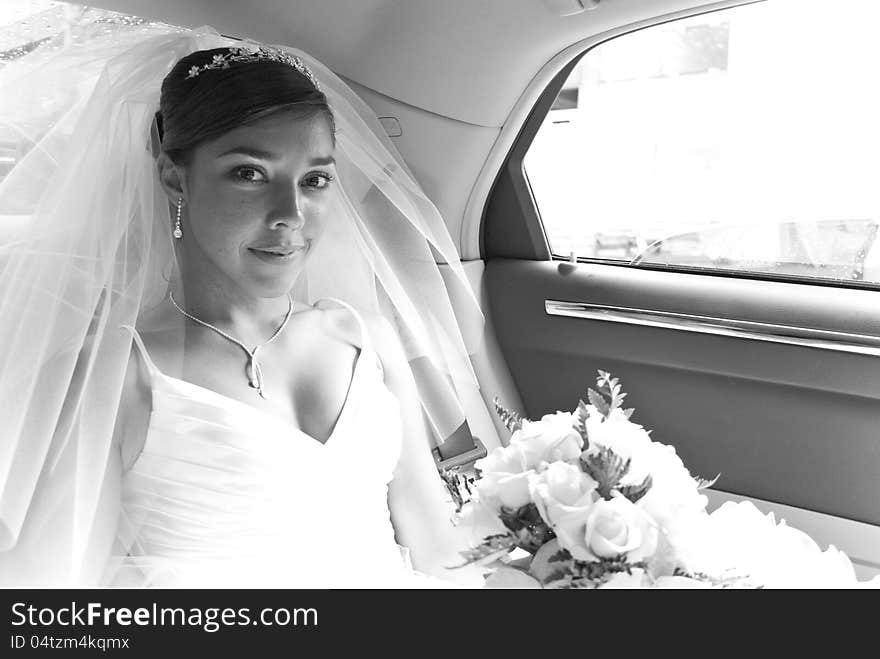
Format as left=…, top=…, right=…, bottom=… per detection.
left=112, top=298, right=422, bottom=588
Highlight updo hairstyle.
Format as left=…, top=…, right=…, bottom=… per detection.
left=156, top=47, right=335, bottom=164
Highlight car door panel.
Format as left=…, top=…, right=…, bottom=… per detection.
left=485, top=258, right=880, bottom=532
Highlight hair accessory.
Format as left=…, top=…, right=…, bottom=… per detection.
left=173, top=196, right=183, bottom=239
left=185, top=46, right=320, bottom=90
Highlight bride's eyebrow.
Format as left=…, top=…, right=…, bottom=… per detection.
left=214, top=149, right=335, bottom=166
left=216, top=147, right=277, bottom=160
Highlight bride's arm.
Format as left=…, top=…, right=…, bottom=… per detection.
left=97, top=345, right=152, bottom=585
left=64, top=338, right=150, bottom=581
left=366, top=314, right=486, bottom=587
left=115, top=347, right=152, bottom=470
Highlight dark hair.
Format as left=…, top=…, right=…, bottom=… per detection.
left=156, top=47, right=335, bottom=164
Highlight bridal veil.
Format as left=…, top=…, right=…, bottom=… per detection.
left=0, top=9, right=483, bottom=584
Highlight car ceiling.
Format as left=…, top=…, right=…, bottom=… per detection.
left=88, top=0, right=739, bottom=128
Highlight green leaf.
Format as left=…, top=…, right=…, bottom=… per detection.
left=438, top=466, right=475, bottom=512
left=498, top=503, right=555, bottom=553
left=574, top=399, right=591, bottom=448
left=596, top=370, right=628, bottom=416
left=587, top=370, right=631, bottom=420
left=555, top=555, right=648, bottom=589
left=580, top=445, right=631, bottom=499
left=694, top=473, right=721, bottom=490
left=456, top=533, right=517, bottom=567
left=587, top=388, right=610, bottom=417
left=618, top=474, right=653, bottom=503
left=671, top=567, right=757, bottom=588
left=542, top=569, right=573, bottom=585
left=493, top=396, right=527, bottom=433
left=548, top=547, right=573, bottom=563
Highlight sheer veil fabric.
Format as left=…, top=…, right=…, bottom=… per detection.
left=0, top=12, right=483, bottom=585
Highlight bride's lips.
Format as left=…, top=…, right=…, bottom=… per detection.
left=248, top=242, right=308, bottom=264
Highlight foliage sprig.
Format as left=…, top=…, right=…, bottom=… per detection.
left=493, top=397, right=527, bottom=433
left=580, top=446, right=631, bottom=499
left=456, top=533, right=517, bottom=567
left=694, top=473, right=721, bottom=490
left=439, top=466, right=475, bottom=512
left=589, top=370, right=634, bottom=420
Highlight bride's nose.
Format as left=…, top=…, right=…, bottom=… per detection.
left=266, top=185, right=305, bottom=230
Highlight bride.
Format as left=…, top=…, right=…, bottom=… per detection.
left=0, top=16, right=486, bottom=587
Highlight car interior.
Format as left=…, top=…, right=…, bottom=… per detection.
left=6, top=0, right=879, bottom=580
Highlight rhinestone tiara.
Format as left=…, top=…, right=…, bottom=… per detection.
left=185, top=46, right=320, bottom=90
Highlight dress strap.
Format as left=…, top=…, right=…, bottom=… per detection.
left=120, top=325, right=160, bottom=379
left=318, top=297, right=372, bottom=354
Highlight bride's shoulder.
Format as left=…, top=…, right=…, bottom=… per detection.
left=314, top=300, right=396, bottom=353
left=313, top=299, right=363, bottom=348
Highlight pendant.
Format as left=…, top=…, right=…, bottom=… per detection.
left=246, top=352, right=267, bottom=399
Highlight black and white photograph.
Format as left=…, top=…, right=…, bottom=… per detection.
left=0, top=0, right=878, bottom=603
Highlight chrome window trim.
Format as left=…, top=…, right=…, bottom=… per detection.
left=545, top=299, right=880, bottom=357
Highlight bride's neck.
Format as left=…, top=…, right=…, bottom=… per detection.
left=173, top=278, right=293, bottom=341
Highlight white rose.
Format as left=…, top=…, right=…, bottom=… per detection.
left=528, top=462, right=596, bottom=563
left=454, top=500, right=509, bottom=544
left=584, top=412, right=652, bottom=469
left=476, top=469, right=535, bottom=512
left=575, top=495, right=659, bottom=563
left=510, top=412, right=583, bottom=470
left=646, top=514, right=710, bottom=577
left=473, top=443, right=534, bottom=512
left=638, top=483, right=708, bottom=537
left=692, top=501, right=867, bottom=587
left=636, top=445, right=708, bottom=534
left=474, top=443, right=528, bottom=475
left=528, top=461, right=596, bottom=530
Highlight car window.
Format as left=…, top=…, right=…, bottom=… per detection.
left=524, top=0, right=880, bottom=285
left=0, top=1, right=160, bottom=241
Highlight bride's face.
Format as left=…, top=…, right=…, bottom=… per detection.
left=176, top=110, right=336, bottom=298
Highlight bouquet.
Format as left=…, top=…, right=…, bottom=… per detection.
left=447, top=371, right=876, bottom=588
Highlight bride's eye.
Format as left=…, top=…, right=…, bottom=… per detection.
left=302, top=171, right=334, bottom=190
left=233, top=166, right=267, bottom=183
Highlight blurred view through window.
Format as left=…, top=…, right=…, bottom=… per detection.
left=0, top=1, right=160, bottom=240
left=525, top=0, right=880, bottom=284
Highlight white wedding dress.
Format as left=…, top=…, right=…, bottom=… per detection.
left=110, top=298, right=446, bottom=588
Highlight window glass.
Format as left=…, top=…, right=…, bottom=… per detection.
left=524, top=0, right=880, bottom=284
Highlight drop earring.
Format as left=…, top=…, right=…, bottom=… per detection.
left=173, top=196, right=183, bottom=239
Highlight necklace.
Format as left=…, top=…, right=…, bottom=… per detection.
left=168, top=291, right=294, bottom=399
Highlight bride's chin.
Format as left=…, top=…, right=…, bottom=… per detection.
left=247, top=267, right=307, bottom=298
